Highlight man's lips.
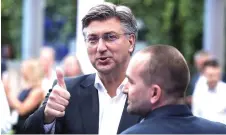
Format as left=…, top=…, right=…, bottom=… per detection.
left=99, top=57, right=108, bottom=60
left=96, top=57, right=111, bottom=63
left=96, top=56, right=110, bottom=59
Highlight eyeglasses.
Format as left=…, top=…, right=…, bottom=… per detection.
left=85, top=32, right=131, bottom=46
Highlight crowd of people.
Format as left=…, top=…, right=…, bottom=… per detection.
left=1, top=47, right=83, bottom=134
left=1, top=2, right=226, bottom=134
left=188, top=51, right=226, bottom=125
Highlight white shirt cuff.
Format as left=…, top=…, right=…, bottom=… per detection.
left=43, top=120, right=56, bottom=133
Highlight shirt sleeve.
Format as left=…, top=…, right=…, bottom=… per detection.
left=43, top=120, right=56, bottom=134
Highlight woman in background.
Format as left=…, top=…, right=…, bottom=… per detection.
left=7, top=59, right=45, bottom=133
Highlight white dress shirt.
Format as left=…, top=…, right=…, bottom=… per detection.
left=44, top=74, right=127, bottom=134
left=192, top=80, right=226, bottom=124
left=95, top=74, right=127, bottom=135
left=193, top=75, right=206, bottom=90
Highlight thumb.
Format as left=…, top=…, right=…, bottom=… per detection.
left=56, top=67, right=66, bottom=89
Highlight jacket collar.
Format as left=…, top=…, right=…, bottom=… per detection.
left=80, top=73, right=96, bottom=87
left=145, top=105, right=192, bottom=120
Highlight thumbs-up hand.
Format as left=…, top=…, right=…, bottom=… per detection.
left=44, top=68, right=71, bottom=123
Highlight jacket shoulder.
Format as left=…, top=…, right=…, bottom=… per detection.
left=64, top=74, right=95, bottom=91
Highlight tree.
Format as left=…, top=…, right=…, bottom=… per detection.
left=44, top=0, right=77, bottom=45
left=107, top=0, right=204, bottom=64
left=1, top=0, right=204, bottom=62
left=1, top=0, right=22, bottom=58
left=1, top=0, right=77, bottom=59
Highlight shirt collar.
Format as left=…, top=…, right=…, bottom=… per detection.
left=207, top=81, right=225, bottom=93
left=94, top=73, right=127, bottom=95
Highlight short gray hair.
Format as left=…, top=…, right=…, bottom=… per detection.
left=194, top=50, right=211, bottom=61
left=82, top=2, right=137, bottom=37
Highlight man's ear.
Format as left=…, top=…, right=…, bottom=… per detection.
left=128, top=34, right=136, bottom=53
left=150, top=84, right=161, bottom=104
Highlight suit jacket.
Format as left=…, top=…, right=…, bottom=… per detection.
left=188, top=72, right=200, bottom=95
left=121, top=105, right=226, bottom=134
left=23, top=74, right=140, bottom=134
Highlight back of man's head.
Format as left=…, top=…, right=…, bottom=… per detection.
left=140, top=45, right=190, bottom=99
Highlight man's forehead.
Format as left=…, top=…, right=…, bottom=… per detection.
left=131, top=52, right=150, bottom=64
left=205, top=66, right=221, bottom=72
left=127, top=53, right=150, bottom=73
left=83, top=18, right=122, bottom=35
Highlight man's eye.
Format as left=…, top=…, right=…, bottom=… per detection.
left=105, top=34, right=118, bottom=41
left=87, top=37, right=99, bottom=43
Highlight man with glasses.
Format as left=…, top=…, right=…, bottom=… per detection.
left=23, top=2, right=140, bottom=134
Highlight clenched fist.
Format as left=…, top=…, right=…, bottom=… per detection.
left=44, top=68, right=71, bottom=123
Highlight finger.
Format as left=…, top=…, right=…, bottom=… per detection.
left=49, top=90, right=69, bottom=106
left=45, top=107, right=65, bottom=118
left=56, top=67, right=66, bottom=89
left=47, top=101, right=66, bottom=112
left=53, top=85, right=71, bottom=100
left=55, top=94, right=69, bottom=106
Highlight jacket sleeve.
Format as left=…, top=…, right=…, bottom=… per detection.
left=23, top=105, right=46, bottom=134
left=23, top=81, right=57, bottom=134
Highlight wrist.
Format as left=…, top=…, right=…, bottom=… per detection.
left=44, top=114, right=56, bottom=124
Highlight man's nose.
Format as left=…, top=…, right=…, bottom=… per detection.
left=123, top=83, right=129, bottom=94
left=97, top=38, right=107, bottom=53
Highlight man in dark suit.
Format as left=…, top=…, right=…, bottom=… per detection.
left=23, top=2, right=140, bottom=134
left=121, top=45, right=226, bottom=134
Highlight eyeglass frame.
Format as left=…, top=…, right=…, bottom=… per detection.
left=84, top=32, right=133, bottom=46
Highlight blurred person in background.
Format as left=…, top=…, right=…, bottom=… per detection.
left=1, top=60, right=7, bottom=77
left=122, top=45, right=226, bottom=134
left=192, top=59, right=226, bottom=125
left=1, top=44, right=15, bottom=60
left=189, top=51, right=211, bottom=93
left=1, top=81, right=13, bottom=134
left=1, top=44, right=12, bottom=78
left=39, top=46, right=57, bottom=95
left=1, top=62, right=20, bottom=134
left=62, top=55, right=83, bottom=77
left=186, top=50, right=212, bottom=105
left=6, top=59, right=45, bottom=133
left=187, top=50, right=226, bottom=106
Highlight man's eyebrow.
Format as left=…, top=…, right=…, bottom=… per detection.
left=87, top=34, right=97, bottom=36
left=126, top=74, right=134, bottom=83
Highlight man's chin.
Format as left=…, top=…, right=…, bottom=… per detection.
left=127, top=106, right=139, bottom=115
left=97, top=69, right=112, bottom=74
left=96, top=66, right=114, bottom=74
left=127, top=106, right=148, bottom=117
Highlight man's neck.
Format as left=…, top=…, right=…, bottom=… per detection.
left=98, top=71, right=126, bottom=97
left=152, top=97, right=186, bottom=111
left=208, top=86, right=217, bottom=92
left=98, top=58, right=130, bottom=97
